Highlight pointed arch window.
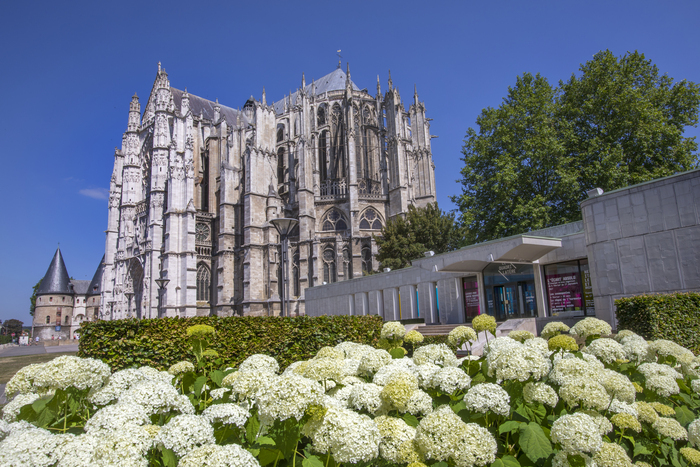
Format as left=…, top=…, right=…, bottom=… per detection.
left=197, top=263, right=211, bottom=302
left=362, top=246, right=372, bottom=275
left=277, top=148, right=285, bottom=184
left=277, top=126, right=285, bottom=143
left=359, top=208, right=383, bottom=230
left=292, top=251, right=300, bottom=297
left=317, top=105, right=326, bottom=126
left=321, top=209, right=348, bottom=232
left=323, top=247, right=336, bottom=283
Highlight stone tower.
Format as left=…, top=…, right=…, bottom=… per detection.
left=101, top=63, right=437, bottom=319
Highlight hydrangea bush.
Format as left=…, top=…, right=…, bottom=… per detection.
left=3, top=319, right=700, bottom=467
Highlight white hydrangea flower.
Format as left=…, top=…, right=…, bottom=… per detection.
left=374, top=416, right=421, bottom=464
left=84, top=402, right=150, bottom=434
left=413, top=344, right=458, bottom=367
left=548, top=356, right=602, bottom=387
left=155, top=414, right=215, bottom=457
left=404, top=389, right=434, bottom=416
left=649, top=339, right=695, bottom=365
left=688, top=419, right=700, bottom=448
left=415, top=405, right=497, bottom=467
left=315, top=346, right=345, bottom=360
left=202, top=403, right=250, bottom=428
left=88, top=367, right=168, bottom=406
left=524, top=337, right=551, bottom=357
left=569, top=317, right=612, bottom=339
left=540, top=321, right=570, bottom=340
left=607, top=399, right=638, bottom=417
left=35, top=356, right=111, bottom=393
left=55, top=433, right=101, bottom=467
left=223, top=370, right=277, bottom=401
left=381, top=371, right=420, bottom=412
left=327, top=385, right=353, bottom=407
left=653, top=417, right=688, bottom=440
left=580, top=409, right=613, bottom=435
left=256, top=373, right=324, bottom=424
left=448, top=326, right=477, bottom=348
left=348, top=383, right=384, bottom=414
left=381, top=321, right=407, bottom=340
left=597, top=368, right=636, bottom=404
left=340, top=376, right=365, bottom=386
left=238, top=354, right=279, bottom=374
left=615, top=330, right=639, bottom=342
left=334, top=342, right=375, bottom=360
left=4, top=364, right=43, bottom=397
left=620, top=335, right=653, bottom=364
left=559, top=377, right=611, bottom=411
left=168, top=361, right=195, bottom=376
left=2, top=393, right=42, bottom=422
left=550, top=413, right=603, bottom=454
left=302, top=405, right=381, bottom=464
left=523, top=382, right=558, bottom=407
left=429, top=367, right=471, bottom=394
left=342, top=358, right=362, bottom=377
left=301, top=357, right=345, bottom=383
left=637, top=363, right=682, bottom=397
left=583, top=338, right=627, bottom=364
left=592, top=441, right=633, bottom=467
left=358, top=348, right=392, bottom=376
left=464, top=383, right=510, bottom=417
left=579, top=352, right=605, bottom=370
left=210, top=387, right=230, bottom=400
left=0, top=422, right=73, bottom=467
left=488, top=344, right=551, bottom=382
left=373, top=359, right=417, bottom=386
left=118, top=379, right=194, bottom=415
left=179, top=443, right=261, bottom=467
left=414, top=362, right=442, bottom=388
left=692, top=379, right=700, bottom=394
left=551, top=450, right=595, bottom=467
left=484, top=337, right=521, bottom=366
left=88, top=424, right=154, bottom=467
left=682, top=357, right=700, bottom=379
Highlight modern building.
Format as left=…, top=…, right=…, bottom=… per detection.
left=100, top=63, right=436, bottom=320
left=306, top=169, right=700, bottom=329
left=33, top=249, right=104, bottom=340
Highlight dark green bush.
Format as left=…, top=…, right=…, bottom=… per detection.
left=0, top=335, right=13, bottom=345
left=615, top=292, right=700, bottom=354
left=78, top=315, right=383, bottom=371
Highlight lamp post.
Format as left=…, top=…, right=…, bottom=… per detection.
left=270, top=218, right=298, bottom=318
left=155, top=273, right=170, bottom=319
left=125, top=292, right=134, bottom=319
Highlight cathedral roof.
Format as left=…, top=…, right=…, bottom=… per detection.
left=273, top=67, right=360, bottom=114
left=37, top=248, right=72, bottom=295
left=170, top=88, right=250, bottom=128
left=86, top=255, right=105, bottom=296
left=70, top=280, right=91, bottom=295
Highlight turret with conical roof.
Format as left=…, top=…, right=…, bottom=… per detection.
left=37, top=248, right=72, bottom=295
left=87, top=255, right=105, bottom=296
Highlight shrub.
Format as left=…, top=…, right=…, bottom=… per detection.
left=616, top=293, right=700, bottom=355
left=78, top=315, right=383, bottom=371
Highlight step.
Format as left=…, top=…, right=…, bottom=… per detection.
left=413, top=324, right=470, bottom=336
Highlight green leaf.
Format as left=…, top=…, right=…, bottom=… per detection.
left=161, top=447, right=177, bottom=467
left=518, top=422, right=552, bottom=463
left=258, top=448, right=282, bottom=466
left=499, top=420, right=522, bottom=435
left=451, top=401, right=467, bottom=414
left=246, top=412, right=260, bottom=443
left=430, top=463, right=449, bottom=467
left=492, top=455, right=521, bottom=467
left=257, top=436, right=276, bottom=446
left=210, top=370, right=224, bottom=387
left=390, top=347, right=407, bottom=359
left=675, top=405, right=695, bottom=427
left=567, top=454, right=587, bottom=467
left=194, top=375, right=208, bottom=397
left=302, top=455, right=325, bottom=467
left=403, top=413, right=419, bottom=427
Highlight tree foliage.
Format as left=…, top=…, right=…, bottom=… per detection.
left=375, top=202, right=466, bottom=270
left=454, top=50, right=700, bottom=244
left=2, top=319, right=24, bottom=336
left=30, top=278, right=41, bottom=316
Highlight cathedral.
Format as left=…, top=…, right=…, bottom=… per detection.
left=100, top=63, right=436, bottom=319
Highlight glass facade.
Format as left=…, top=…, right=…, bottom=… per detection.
left=543, top=259, right=594, bottom=316
left=483, top=263, right=537, bottom=321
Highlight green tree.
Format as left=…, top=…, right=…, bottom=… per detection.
left=454, top=50, right=700, bottom=243
left=2, top=319, right=24, bottom=336
left=375, top=202, right=466, bottom=270
left=30, top=278, right=41, bottom=316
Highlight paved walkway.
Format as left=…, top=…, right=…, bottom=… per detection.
left=0, top=343, right=79, bottom=357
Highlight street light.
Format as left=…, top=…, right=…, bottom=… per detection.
left=270, top=217, right=299, bottom=318
left=155, top=273, right=170, bottom=319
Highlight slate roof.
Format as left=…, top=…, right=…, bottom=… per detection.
left=171, top=88, right=250, bottom=128
left=37, top=248, right=72, bottom=295
left=273, top=67, right=360, bottom=114
left=70, top=280, right=91, bottom=295
left=87, top=255, right=105, bottom=296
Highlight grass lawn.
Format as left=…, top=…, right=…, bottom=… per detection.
left=0, top=352, right=77, bottom=385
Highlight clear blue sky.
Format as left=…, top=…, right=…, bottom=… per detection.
left=1, top=0, right=699, bottom=324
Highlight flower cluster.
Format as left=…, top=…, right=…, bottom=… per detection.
left=413, top=344, right=458, bottom=367
left=404, top=330, right=425, bottom=344
left=550, top=412, right=603, bottom=454
left=507, top=330, right=534, bottom=342
left=471, top=314, right=497, bottom=335
left=541, top=321, right=570, bottom=340
left=448, top=326, right=477, bottom=348
left=168, top=361, right=195, bottom=376
left=583, top=338, right=627, bottom=364
left=381, top=321, right=407, bottom=340
left=569, top=317, right=612, bottom=339
left=464, top=383, right=510, bottom=416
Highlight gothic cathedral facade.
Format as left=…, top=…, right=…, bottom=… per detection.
left=101, top=63, right=436, bottom=319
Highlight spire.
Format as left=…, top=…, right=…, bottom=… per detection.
left=128, top=94, right=141, bottom=132
left=158, top=61, right=161, bottom=73
left=376, top=75, right=381, bottom=96
left=414, top=83, right=419, bottom=106
left=346, top=62, right=351, bottom=80
left=262, top=87, right=266, bottom=106
left=37, top=248, right=73, bottom=295
left=388, top=70, right=393, bottom=90
left=181, top=88, right=190, bottom=115
left=214, top=98, right=221, bottom=121
left=311, top=79, right=316, bottom=96
left=87, top=255, right=105, bottom=296
left=302, top=73, right=306, bottom=89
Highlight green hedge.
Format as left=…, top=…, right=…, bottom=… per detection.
left=78, top=315, right=383, bottom=371
left=615, top=292, right=700, bottom=354
left=0, top=335, right=12, bottom=345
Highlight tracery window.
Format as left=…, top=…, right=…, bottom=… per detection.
left=359, top=208, right=383, bottom=230
left=323, top=247, right=336, bottom=284
left=277, top=148, right=285, bottom=184
left=321, top=209, right=348, bottom=231
left=196, top=263, right=211, bottom=302
left=317, top=106, right=326, bottom=126
left=329, top=104, right=345, bottom=180
left=292, top=251, right=300, bottom=297
left=319, top=130, right=328, bottom=182
left=277, top=126, right=284, bottom=143
left=362, top=246, right=372, bottom=275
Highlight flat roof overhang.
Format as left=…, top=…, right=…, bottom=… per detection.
left=414, top=235, right=563, bottom=274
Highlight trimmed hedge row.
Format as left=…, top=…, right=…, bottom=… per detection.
left=78, top=315, right=384, bottom=371
left=615, top=292, right=700, bottom=354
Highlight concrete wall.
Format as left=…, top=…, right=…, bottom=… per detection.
left=581, top=169, right=700, bottom=327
